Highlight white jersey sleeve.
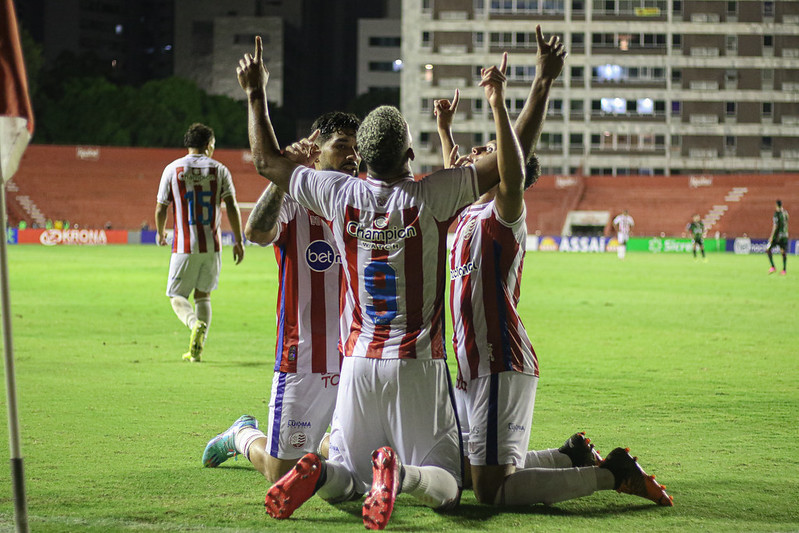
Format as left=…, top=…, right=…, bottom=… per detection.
left=289, top=166, right=355, bottom=222
left=218, top=164, right=235, bottom=200
left=157, top=165, right=173, bottom=205
left=417, top=165, right=479, bottom=221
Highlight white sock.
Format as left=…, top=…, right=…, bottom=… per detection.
left=495, top=466, right=609, bottom=506
left=194, top=296, right=211, bottom=338
left=618, top=245, right=626, bottom=259
left=400, top=465, right=459, bottom=509
left=233, top=426, right=266, bottom=460
left=170, top=296, right=196, bottom=329
left=524, top=448, right=572, bottom=469
left=316, top=460, right=357, bottom=503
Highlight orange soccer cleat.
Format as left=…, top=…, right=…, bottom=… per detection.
left=600, top=447, right=674, bottom=506
left=264, top=453, right=323, bottom=519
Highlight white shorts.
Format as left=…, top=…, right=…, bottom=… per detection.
left=166, top=252, right=221, bottom=297
left=461, top=372, right=537, bottom=468
left=328, top=357, right=463, bottom=494
left=617, top=234, right=629, bottom=245
left=266, top=371, right=339, bottom=460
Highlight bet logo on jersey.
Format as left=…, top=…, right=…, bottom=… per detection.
left=305, top=240, right=341, bottom=272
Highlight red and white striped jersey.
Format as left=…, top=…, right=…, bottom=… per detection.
left=289, top=165, right=479, bottom=361
left=449, top=201, right=538, bottom=382
left=613, top=213, right=634, bottom=238
left=269, top=196, right=342, bottom=374
left=157, top=153, right=235, bottom=254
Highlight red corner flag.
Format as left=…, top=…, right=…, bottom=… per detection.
left=0, top=0, right=34, bottom=182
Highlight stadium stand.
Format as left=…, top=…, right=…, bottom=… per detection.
left=5, top=145, right=799, bottom=238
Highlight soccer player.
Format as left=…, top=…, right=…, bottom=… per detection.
left=613, top=209, right=634, bottom=260
left=155, top=123, right=245, bottom=362
left=767, top=199, right=789, bottom=275
left=442, top=47, right=671, bottom=509
left=687, top=214, right=706, bottom=261
left=201, top=111, right=361, bottom=482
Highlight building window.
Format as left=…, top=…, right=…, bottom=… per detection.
left=671, top=68, right=681, bottom=84
left=726, top=35, right=737, bottom=52
left=421, top=31, right=431, bottom=48
left=763, top=35, right=774, bottom=48
left=727, top=1, right=737, bottom=15
left=473, top=32, right=484, bottom=48
left=636, top=98, right=654, bottom=114
left=569, top=133, right=583, bottom=148
left=725, top=136, right=736, bottom=151
left=673, top=1, right=682, bottom=14
left=571, top=66, right=584, bottom=81
left=570, top=99, right=583, bottom=113
left=369, top=61, right=395, bottom=72
left=763, top=1, right=774, bottom=17
left=726, top=102, right=736, bottom=116
left=572, top=0, right=585, bottom=12
left=762, top=102, right=773, bottom=117
left=671, top=101, right=681, bottom=115
left=571, top=33, right=585, bottom=46
left=600, top=97, right=626, bottom=114
left=419, top=131, right=430, bottom=149
left=672, top=34, right=681, bottom=49
left=369, top=36, right=401, bottom=47
left=761, top=136, right=773, bottom=151
left=762, top=69, right=774, bottom=87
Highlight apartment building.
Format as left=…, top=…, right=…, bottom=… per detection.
left=400, top=0, right=799, bottom=175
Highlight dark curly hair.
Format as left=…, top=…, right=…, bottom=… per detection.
left=311, top=112, right=361, bottom=145
left=524, top=153, right=541, bottom=190
left=184, top=123, right=214, bottom=149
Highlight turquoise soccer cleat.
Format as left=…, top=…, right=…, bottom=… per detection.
left=202, top=415, right=258, bottom=467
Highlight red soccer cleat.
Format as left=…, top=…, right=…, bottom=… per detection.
left=264, top=453, right=323, bottom=519
left=600, top=447, right=674, bottom=507
left=363, top=446, right=401, bottom=530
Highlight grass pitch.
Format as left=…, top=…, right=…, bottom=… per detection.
left=1, top=246, right=797, bottom=532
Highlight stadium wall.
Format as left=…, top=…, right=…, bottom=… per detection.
left=4, top=145, right=798, bottom=239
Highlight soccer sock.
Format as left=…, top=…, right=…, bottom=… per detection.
left=194, top=296, right=212, bottom=338
left=170, top=296, right=196, bottom=329
left=524, top=448, right=572, bottom=469
left=693, top=249, right=697, bottom=258
left=400, top=465, right=459, bottom=509
left=234, top=426, right=266, bottom=460
left=701, top=248, right=705, bottom=258
left=768, top=251, right=775, bottom=267
left=495, top=466, right=612, bottom=506
left=618, top=245, right=626, bottom=259
left=316, top=460, right=357, bottom=503
left=783, top=253, right=787, bottom=271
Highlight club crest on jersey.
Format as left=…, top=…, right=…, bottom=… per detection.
left=463, top=219, right=478, bottom=241
left=305, top=240, right=340, bottom=272
left=374, top=216, right=389, bottom=229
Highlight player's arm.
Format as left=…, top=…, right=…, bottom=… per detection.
left=238, top=37, right=309, bottom=191
left=223, top=195, right=245, bottom=264
left=154, top=203, right=168, bottom=246
left=514, top=25, right=566, bottom=160
left=245, top=183, right=285, bottom=245
left=482, top=52, right=525, bottom=222
left=434, top=89, right=462, bottom=168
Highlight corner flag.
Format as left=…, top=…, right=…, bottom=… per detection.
left=0, top=0, right=32, bottom=531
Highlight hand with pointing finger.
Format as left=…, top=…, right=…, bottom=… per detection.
left=535, top=25, right=566, bottom=81
left=283, top=130, right=322, bottom=168
left=237, top=36, right=269, bottom=94
left=480, top=51, right=508, bottom=111
left=434, top=89, right=460, bottom=131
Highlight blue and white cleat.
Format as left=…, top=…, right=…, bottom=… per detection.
left=202, top=415, right=258, bottom=467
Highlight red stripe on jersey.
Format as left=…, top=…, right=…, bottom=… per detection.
left=343, top=206, right=363, bottom=358
left=453, top=213, right=480, bottom=378
left=398, top=207, right=422, bottom=359
left=175, top=169, right=191, bottom=253
left=308, top=220, right=328, bottom=373
left=194, top=183, right=208, bottom=253
left=479, top=221, right=506, bottom=375
left=209, top=178, right=220, bottom=252
left=276, top=217, right=300, bottom=373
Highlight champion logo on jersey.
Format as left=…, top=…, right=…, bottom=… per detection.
left=374, top=216, right=389, bottom=229
left=305, top=240, right=340, bottom=272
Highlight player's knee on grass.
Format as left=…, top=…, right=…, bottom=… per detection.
left=472, top=464, right=515, bottom=505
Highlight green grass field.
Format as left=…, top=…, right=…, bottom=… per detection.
left=1, top=245, right=797, bottom=532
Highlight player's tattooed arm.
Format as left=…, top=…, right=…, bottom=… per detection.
left=245, top=183, right=285, bottom=245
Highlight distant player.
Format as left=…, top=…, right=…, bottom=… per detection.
left=767, top=199, right=789, bottom=275
left=687, top=214, right=706, bottom=261
left=155, top=123, right=245, bottom=362
left=201, top=112, right=361, bottom=482
left=613, top=210, right=634, bottom=260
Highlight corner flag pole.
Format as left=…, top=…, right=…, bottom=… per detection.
left=0, top=0, right=34, bottom=530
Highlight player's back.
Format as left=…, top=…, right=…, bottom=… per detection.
left=158, top=154, right=234, bottom=254
left=289, top=165, right=479, bottom=361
